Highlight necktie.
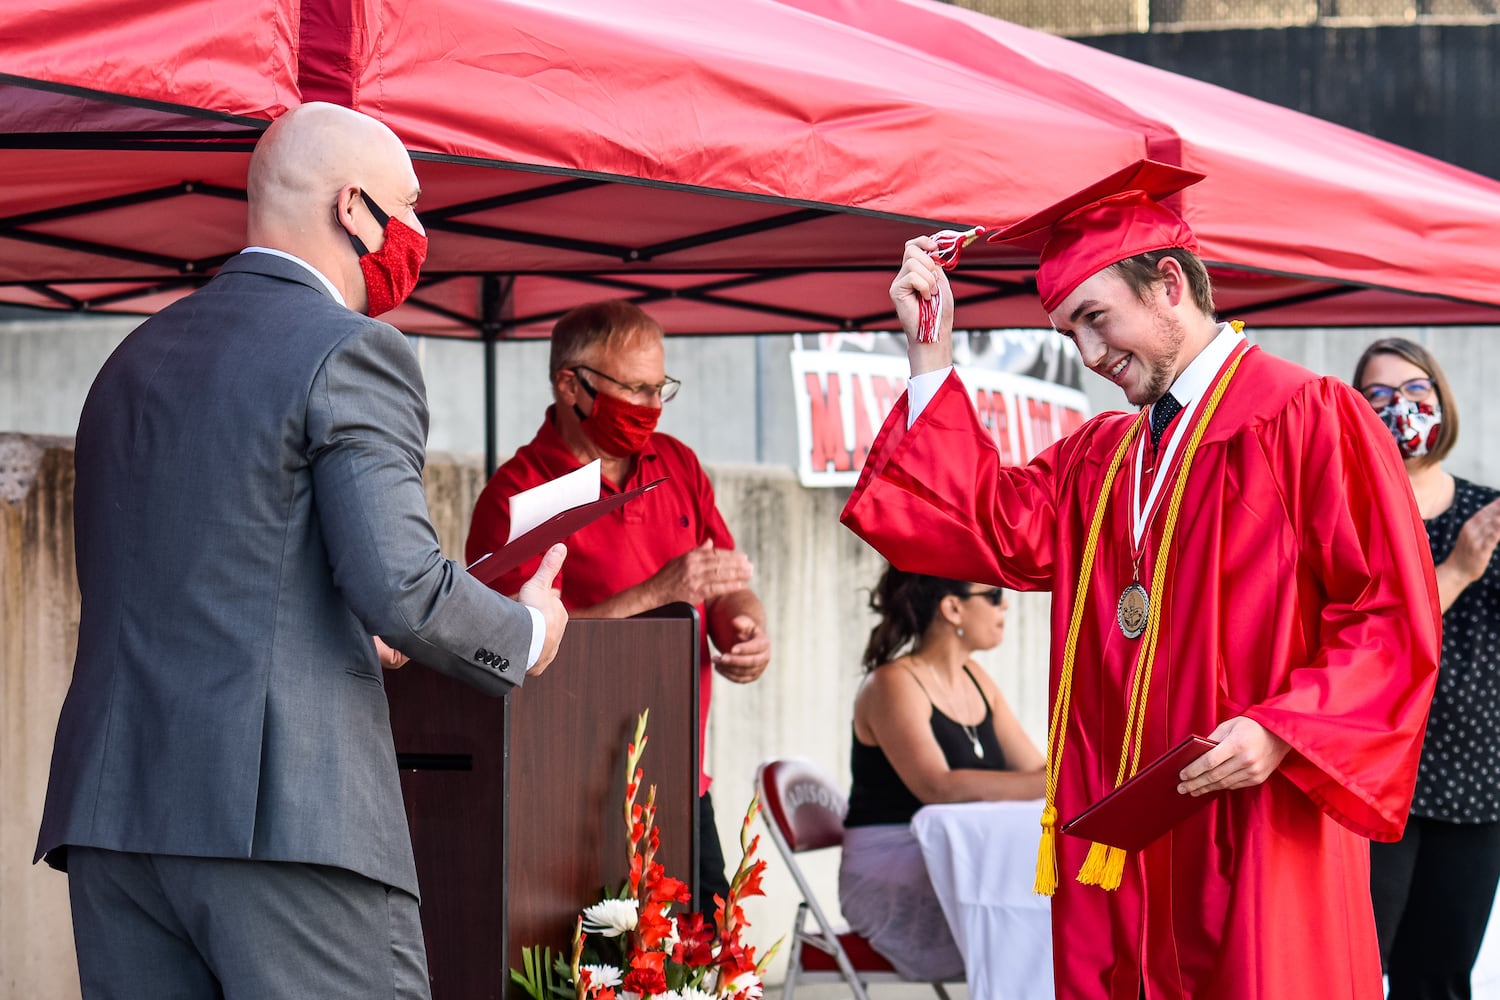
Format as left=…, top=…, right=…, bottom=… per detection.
left=1150, top=392, right=1182, bottom=448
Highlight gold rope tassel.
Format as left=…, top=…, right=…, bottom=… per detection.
left=1074, top=347, right=1248, bottom=892
left=1033, top=803, right=1059, bottom=895
left=1032, top=416, right=1143, bottom=896
left=1075, top=840, right=1113, bottom=885
left=1076, top=845, right=1128, bottom=889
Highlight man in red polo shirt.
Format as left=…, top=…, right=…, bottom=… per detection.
left=465, top=299, right=771, bottom=912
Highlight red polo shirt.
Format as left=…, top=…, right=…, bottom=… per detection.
left=465, top=407, right=734, bottom=795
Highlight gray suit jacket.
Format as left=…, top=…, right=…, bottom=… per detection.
left=36, top=252, right=534, bottom=896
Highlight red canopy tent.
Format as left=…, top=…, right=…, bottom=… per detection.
left=0, top=0, right=1147, bottom=342
left=784, top=0, right=1500, bottom=327
left=9, top=0, right=1500, bottom=341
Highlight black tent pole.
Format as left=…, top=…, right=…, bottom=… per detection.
left=480, top=274, right=500, bottom=477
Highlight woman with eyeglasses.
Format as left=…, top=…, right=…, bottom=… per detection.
left=838, top=565, right=1045, bottom=981
left=1354, top=337, right=1500, bottom=1000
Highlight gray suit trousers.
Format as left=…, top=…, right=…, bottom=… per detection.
left=67, top=847, right=430, bottom=1000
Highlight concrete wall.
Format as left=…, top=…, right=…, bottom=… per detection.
left=11, top=317, right=1499, bottom=486
left=1, top=438, right=81, bottom=1000
left=7, top=319, right=1500, bottom=996
left=0, top=432, right=1052, bottom=997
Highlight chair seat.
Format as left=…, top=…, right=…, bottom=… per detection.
left=801, top=932, right=897, bottom=973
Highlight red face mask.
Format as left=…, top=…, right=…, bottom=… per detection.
left=348, top=190, right=427, bottom=317
left=572, top=374, right=661, bottom=456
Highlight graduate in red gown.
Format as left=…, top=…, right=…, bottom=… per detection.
left=841, top=161, right=1440, bottom=1000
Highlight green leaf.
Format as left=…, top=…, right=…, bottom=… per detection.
left=509, top=945, right=563, bottom=1000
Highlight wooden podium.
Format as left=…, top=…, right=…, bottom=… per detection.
left=384, top=606, right=701, bottom=999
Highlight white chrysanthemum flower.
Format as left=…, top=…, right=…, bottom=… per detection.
left=580, top=964, right=623, bottom=989
left=581, top=898, right=639, bottom=937
left=677, top=986, right=716, bottom=1000
left=662, top=910, right=681, bottom=951
left=725, top=971, right=763, bottom=1000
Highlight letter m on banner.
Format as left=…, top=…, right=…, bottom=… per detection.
left=791, top=342, right=1090, bottom=488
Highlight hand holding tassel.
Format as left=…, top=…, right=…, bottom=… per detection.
left=915, top=225, right=986, bottom=343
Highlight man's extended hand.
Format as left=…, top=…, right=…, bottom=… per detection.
left=373, top=636, right=409, bottom=670
left=1178, top=716, right=1291, bottom=796
left=518, top=543, right=569, bottom=676
left=647, top=540, right=753, bottom=607
left=712, top=613, right=770, bottom=683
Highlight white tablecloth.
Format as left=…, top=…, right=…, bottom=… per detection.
left=910, top=800, right=1053, bottom=1000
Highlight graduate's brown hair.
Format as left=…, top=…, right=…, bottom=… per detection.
left=1352, top=337, right=1459, bottom=467
left=1108, top=248, right=1216, bottom=317
left=862, top=566, right=976, bottom=672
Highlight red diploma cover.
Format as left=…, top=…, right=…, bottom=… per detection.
left=466, top=477, right=667, bottom=587
left=1061, top=735, right=1222, bottom=852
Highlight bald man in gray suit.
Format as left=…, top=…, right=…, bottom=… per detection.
left=34, top=103, right=567, bottom=999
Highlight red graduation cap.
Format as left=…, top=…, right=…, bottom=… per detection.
left=987, top=159, right=1206, bottom=313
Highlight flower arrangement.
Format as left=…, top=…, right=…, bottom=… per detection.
left=511, top=710, right=780, bottom=1000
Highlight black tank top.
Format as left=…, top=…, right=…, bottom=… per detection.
left=844, top=665, right=1009, bottom=828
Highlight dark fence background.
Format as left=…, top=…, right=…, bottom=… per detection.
left=953, top=2, right=1500, bottom=180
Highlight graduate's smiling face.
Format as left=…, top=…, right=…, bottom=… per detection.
left=1048, top=261, right=1187, bottom=408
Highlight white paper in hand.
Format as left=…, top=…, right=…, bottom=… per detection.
left=506, top=459, right=602, bottom=543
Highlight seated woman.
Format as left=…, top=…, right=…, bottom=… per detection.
left=839, top=566, right=1045, bottom=982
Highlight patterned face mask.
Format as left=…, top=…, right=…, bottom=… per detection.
left=1379, top=397, right=1443, bottom=459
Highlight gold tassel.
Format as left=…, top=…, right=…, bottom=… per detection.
left=1033, top=803, right=1058, bottom=896
left=1097, top=847, right=1128, bottom=890
left=1076, top=840, right=1112, bottom=885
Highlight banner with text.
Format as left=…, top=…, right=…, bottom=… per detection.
left=791, top=343, right=1090, bottom=487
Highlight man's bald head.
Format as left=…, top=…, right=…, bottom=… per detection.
left=245, top=102, right=421, bottom=309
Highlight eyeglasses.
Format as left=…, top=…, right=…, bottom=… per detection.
left=1360, top=377, right=1434, bottom=409
left=964, top=587, right=1005, bottom=606
left=571, top=364, right=682, bottom=404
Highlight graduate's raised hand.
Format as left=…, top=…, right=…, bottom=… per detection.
left=891, top=236, right=954, bottom=375
left=1177, top=716, right=1291, bottom=796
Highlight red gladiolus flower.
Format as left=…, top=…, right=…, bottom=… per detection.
left=652, top=874, right=691, bottom=907
left=637, top=903, right=674, bottom=949
left=717, top=941, right=757, bottom=981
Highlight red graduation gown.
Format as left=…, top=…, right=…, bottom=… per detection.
left=841, top=346, right=1439, bottom=1000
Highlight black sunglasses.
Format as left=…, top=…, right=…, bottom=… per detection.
left=964, top=587, right=1005, bottom=606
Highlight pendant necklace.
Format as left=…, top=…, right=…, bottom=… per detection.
left=915, top=655, right=985, bottom=759
left=964, top=724, right=985, bottom=760
left=1117, top=396, right=1194, bottom=639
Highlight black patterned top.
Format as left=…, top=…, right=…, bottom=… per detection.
left=1412, top=476, right=1500, bottom=823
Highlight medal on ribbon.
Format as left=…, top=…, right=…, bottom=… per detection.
left=1116, top=581, right=1149, bottom=639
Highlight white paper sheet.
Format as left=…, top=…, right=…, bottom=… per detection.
left=505, top=459, right=601, bottom=543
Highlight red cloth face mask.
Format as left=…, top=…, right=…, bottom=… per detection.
left=572, top=373, right=661, bottom=456
left=347, top=190, right=428, bottom=317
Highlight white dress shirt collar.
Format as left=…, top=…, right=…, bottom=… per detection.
left=1162, top=321, right=1244, bottom=408
left=240, top=247, right=346, bottom=308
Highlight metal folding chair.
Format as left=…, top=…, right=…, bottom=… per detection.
left=755, top=757, right=954, bottom=1000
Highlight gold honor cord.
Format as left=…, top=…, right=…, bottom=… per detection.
left=1035, top=338, right=1247, bottom=896
left=1034, top=408, right=1146, bottom=895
